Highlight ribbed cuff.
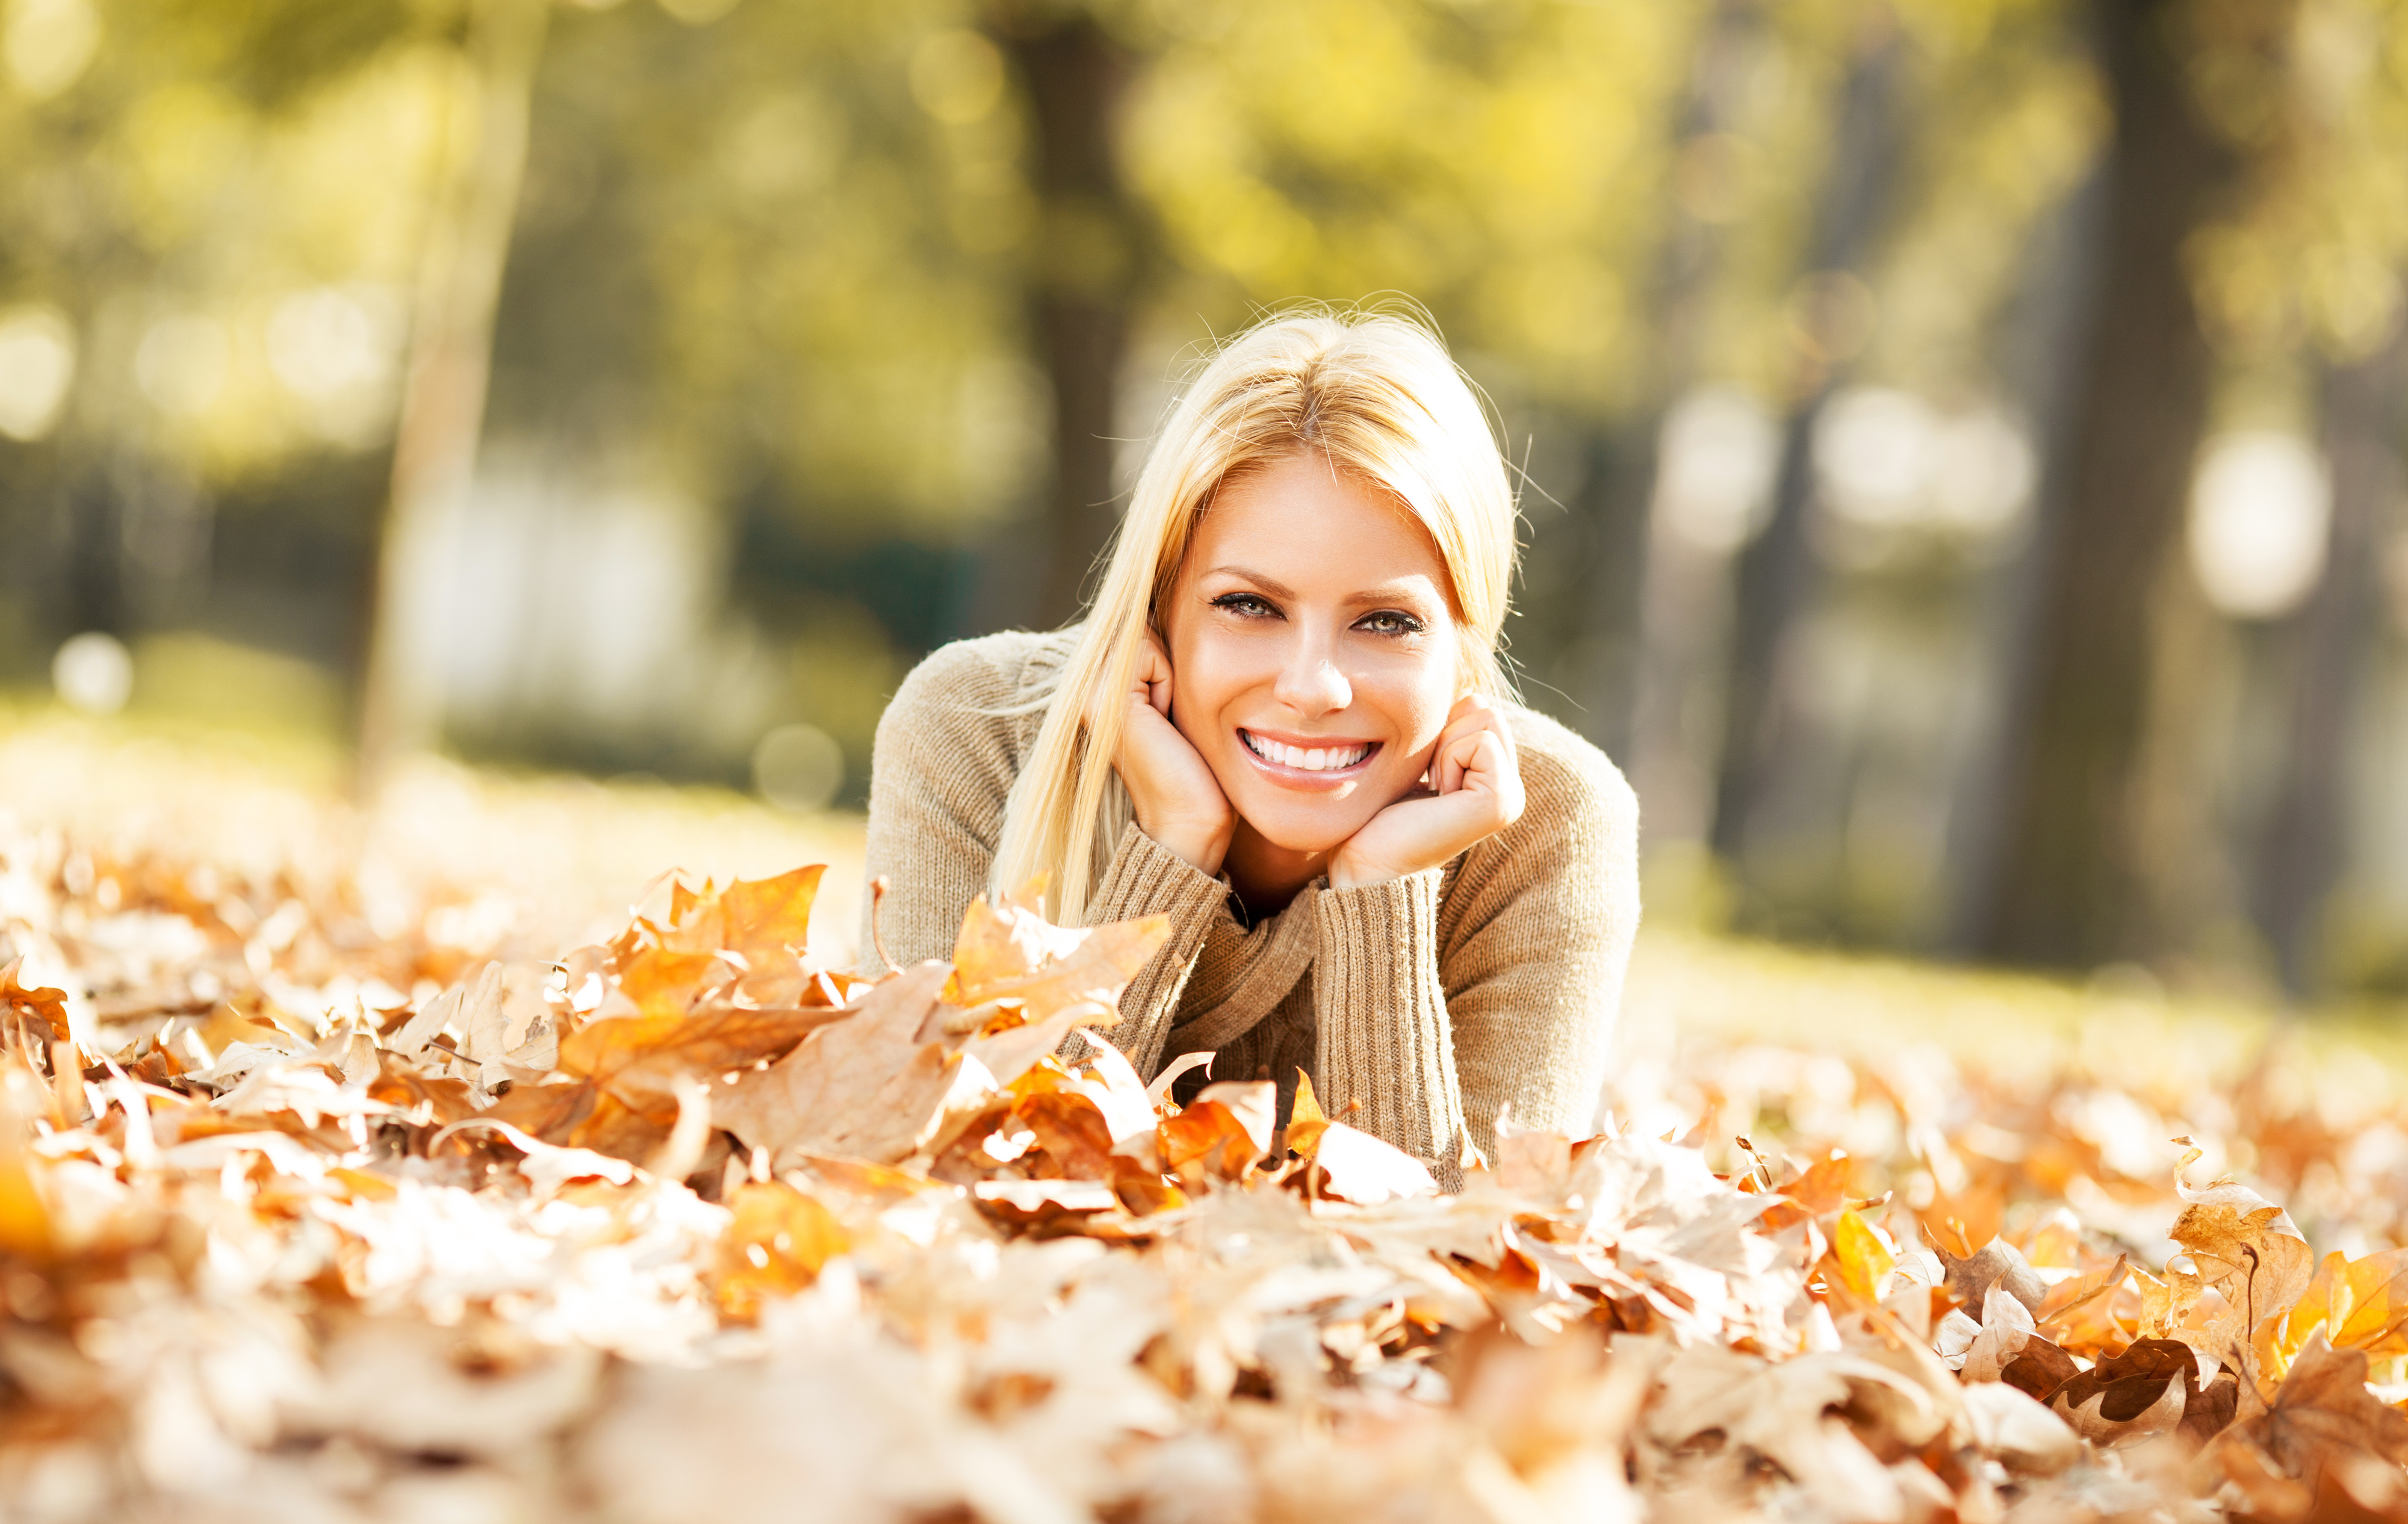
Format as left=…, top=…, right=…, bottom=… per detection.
left=1313, top=867, right=1468, bottom=1187
left=1079, top=825, right=1230, bottom=1077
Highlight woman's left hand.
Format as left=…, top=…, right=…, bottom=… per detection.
left=1329, top=695, right=1525, bottom=890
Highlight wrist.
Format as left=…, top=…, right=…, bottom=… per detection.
left=1144, top=812, right=1232, bottom=876
left=1327, top=850, right=1400, bottom=891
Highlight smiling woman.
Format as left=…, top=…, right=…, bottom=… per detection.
left=860, top=308, right=1639, bottom=1182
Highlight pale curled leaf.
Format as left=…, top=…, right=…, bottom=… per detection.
left=948, top=893, right=1170, bottom=1024
left=1309, top=1123, right=1436, bottom=1205
left=2171, top=1173, right=2314, bottom=1343
left=713, top=963, right=977, bottom=1164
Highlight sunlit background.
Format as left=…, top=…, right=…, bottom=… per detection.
left=5, top=0, right=2408, bottom=1002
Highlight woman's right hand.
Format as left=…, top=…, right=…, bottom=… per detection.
left=1096, top=632, right=1232, bottom=876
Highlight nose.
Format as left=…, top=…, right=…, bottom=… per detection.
left=1272, top=628, right=1351, bottom=717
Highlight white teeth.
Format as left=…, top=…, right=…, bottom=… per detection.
left=1244, top=733, right=1368, bottom=771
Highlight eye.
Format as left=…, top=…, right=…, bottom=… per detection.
left=1355, top=609, right=1427, bottom=637
left=1210, top=592, right=1280, bottom=619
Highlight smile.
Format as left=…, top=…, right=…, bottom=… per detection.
left=1239, top=729, right=1377, bottom=775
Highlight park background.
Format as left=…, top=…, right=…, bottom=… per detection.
left=4, top=0, right=2408, bottom=1011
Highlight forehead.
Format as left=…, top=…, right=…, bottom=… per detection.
left=1187, top=453, right=1449, bottom=591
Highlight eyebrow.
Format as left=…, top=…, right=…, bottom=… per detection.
left=1200, top=566, right=1440, bottom=607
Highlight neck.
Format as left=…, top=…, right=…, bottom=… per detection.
left=1221, top=821, right=1327, bottom=917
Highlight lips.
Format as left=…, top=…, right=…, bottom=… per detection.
left=1239, top=729, right=1376, bottom=773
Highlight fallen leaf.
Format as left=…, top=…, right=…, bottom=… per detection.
left=557, top=1004, right=845, bottom=1116
left=1958, top=1379, right=2079, bottom=1475
left=2046, top=1337, right=2199, bottom=1447
left=1309, top=1123, right=1438, bottom=1206
left=2211, top=1332, right=2408, bottom=1510
left=2168, top=1162, right=2314, bottom=1365
left=947, top=889, right=1170, bottom=1026
left=1832, top=1208, right=1895, bottom=1301
left=712, top=1180, right=846, bottom=1321
left=1942, top=1237, right=2046, bottom=1316
left=2253, top=1249, right=2408, bottom=1393
left=712, top=964, right=972, bottom=1164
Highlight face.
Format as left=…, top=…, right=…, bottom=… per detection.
left=1159, top=450, right=1465, bottom=860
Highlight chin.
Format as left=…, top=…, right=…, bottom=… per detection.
left=1253, top=820, right=1361, bottom=858
left=1226, top=790, right=1379, bottom=856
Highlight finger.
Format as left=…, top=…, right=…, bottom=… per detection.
left=1433, top=700, right=1511, bottom=788
left=1135, top=634, right=1175, bottom=716
left=1444, top=726, right=1516, bottom=799
left=1438, top=727, right=1477, bottom=796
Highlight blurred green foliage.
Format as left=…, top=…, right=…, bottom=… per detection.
left=7, top=0, right=2408, bottom=989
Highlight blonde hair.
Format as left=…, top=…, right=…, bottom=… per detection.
left=991, top=305, right=1519, bottom=923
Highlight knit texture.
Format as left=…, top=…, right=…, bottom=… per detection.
left=860, top=628, right=1642, bottom=1183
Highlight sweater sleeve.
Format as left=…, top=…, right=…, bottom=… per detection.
left=1438, top=721, right=1642, bottom=1171
left=1310, top=715, right=1642, bottom=1188
left=1312, top=867, right=1469, bottom=1183
left=1079, top=824, right=1232, bottom=1078
left=857, top=639, right=1035, bottom=971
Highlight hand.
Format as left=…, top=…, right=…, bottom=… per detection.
left=1095, top=631, right=1233, bottom=876
left=1330, top=695, right=1524, bottom=890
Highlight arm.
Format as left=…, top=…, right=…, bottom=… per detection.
left=1312, top=724, right=1640, bottom=1185
left=1080, top=826, right=1233, bottom=1078
left=857, top=640, right=1032, bottom=971
left=1069, top=627, right=1241, bottom=1077
left=1439, top=733, right=1641, bottom=1168
left=1312, top=867, right=1468, bottom=1176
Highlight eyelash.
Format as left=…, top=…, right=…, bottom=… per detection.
left=1208, top=592, right=1427, bottom=637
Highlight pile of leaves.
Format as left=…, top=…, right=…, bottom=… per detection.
left=0, top=820, right=2405, bottom=1523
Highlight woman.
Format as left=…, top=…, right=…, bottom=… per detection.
left=861, top=308, right=1639, bottom=1183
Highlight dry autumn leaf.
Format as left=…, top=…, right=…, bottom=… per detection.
left=2046, top=1336, right=2203, bottom=1447
left=2167, top=1153, right=2315, bottom=1366
left=711, top=962, right=967, bottom=1164
left=2209, top=1332, right=2408, bottom=1513
left=2252, top=1248, right=2408, bottom=1392
left=557, top=1003, right=846, bottom=1116
left=11, top=808, right=2408, bottom=1524
left=946, top=882, right=1170, bottom=1026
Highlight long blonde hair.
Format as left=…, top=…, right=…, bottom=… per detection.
left=991, top=305, right=1519, bottom=923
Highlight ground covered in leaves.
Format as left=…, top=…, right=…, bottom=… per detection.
left=1, top=732, right=2406, bottom=1523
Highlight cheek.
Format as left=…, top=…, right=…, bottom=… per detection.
left=1368, top=657, right=1460, bottom=755
left=1165, top=625, right=1252, bottom=738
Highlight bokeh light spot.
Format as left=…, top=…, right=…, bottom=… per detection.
left=0, top=305, right=76, bottom=441
left=52, top=633, right=132, bottom=716
left=911, top=30, right=1005, bottom=126
left=753, top=723, right=843, bottom=813
left=2189, top=430, right=2331, bottom=620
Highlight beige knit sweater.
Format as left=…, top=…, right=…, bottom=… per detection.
left=860, top=627, right=1641, bottom=1185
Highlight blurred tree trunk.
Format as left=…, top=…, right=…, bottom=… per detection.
left=1583, top=0, right=1760, bottom=767
left=1971, top=0, right=2241, bottom=967
left=1707, top=19, right=1902, bottom=865
left=2250, top=324, right=2408, bottom=996
left=62, top=470, right=123, bottom=642
left=1941, top=169, right=2108, bottom=955
left=990, top=7, right=1139, bottom=628
left=353, top=0, right=547, bottom=795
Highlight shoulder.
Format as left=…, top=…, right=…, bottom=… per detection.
left=886, top=627, right=1080, bottom=719
left=872, top=627, right=1079, bottom=804
left=1431, top=699, right=1639, bottom=973
left=878, top=627, right=1079, bottom=757
left=872, top=621, right=1079, bottom=843
left=1435, top=700, right=1638, bottom=949
left=1498, top=702, right=1639, bottom=855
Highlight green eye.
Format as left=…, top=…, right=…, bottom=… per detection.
left=1359, top=610, right=1425, bottom=636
